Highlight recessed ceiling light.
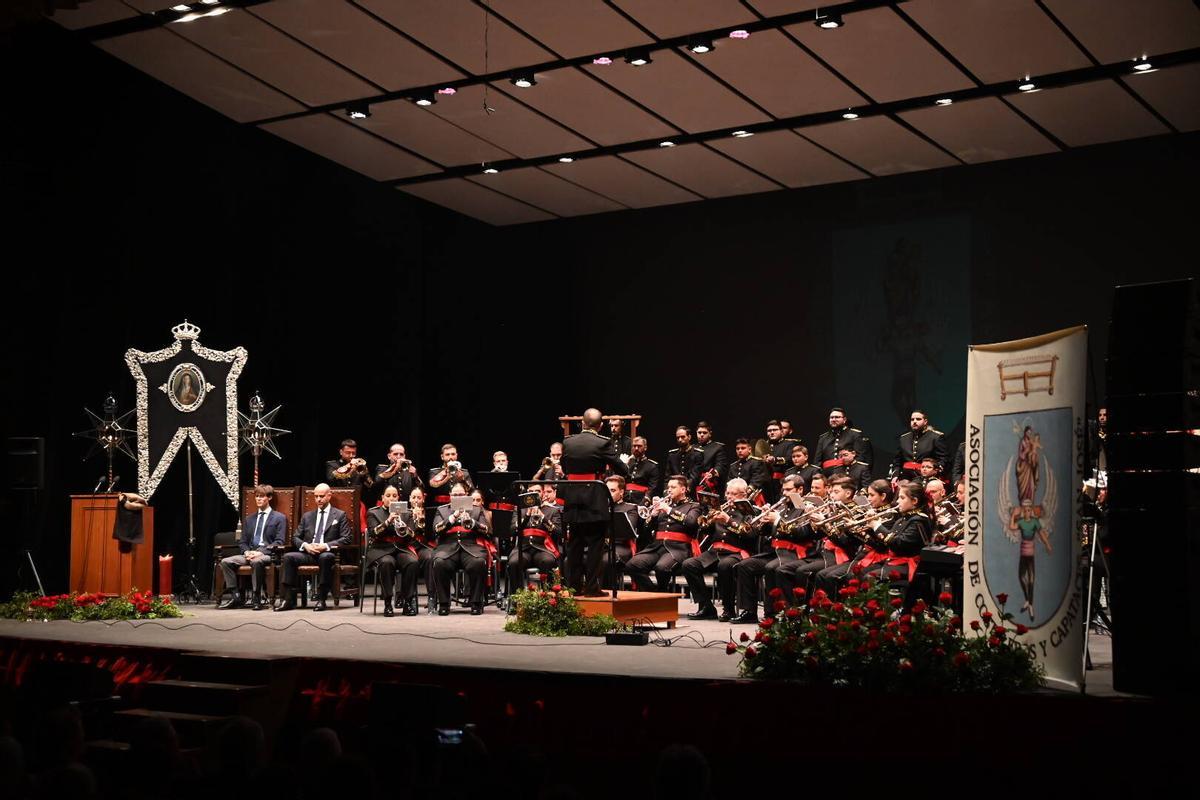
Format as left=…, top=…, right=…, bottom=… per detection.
left=687, top=36, right=713, bottom=54
left=558, top=157, right=574, bottom=163
left=483, top=167, right=499, bottom=175
left=592, top=57, right=613, bottom=66
left=171, top=4, right=191, bottom=11
left=200, top=0, right=220, bottom=4
left=729, top=30, right=750, bottom=40
left=437, top=87, right=456, bottom=95
left=205, top=6, right=230, bottom=17
left=346, top=101, right=370, bottom=120
left=935, top=98, right=953, bottom=106
left=659, top=140, right=675, bottom=147
left=510, top=72, right=536, bottom=88
left=1132, top=58, right=1154, bottom=72
left=842, top=111, right=858, bottom=120
left=732, top=130, right=753, bottom=138
left=412, top=90, right=436, bottom=107
left=1018, top=79, right=1036, bottom=92
left=815, top=13, right=843, bottom=29
left=626, top=49, right=653, bottom=67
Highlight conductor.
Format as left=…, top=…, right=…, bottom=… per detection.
left=561, top=408, right=629, bottom=596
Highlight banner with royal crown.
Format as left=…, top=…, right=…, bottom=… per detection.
left=125, top=321, right=247, bottom=508
left=965, top=325, right=1087, bottom=691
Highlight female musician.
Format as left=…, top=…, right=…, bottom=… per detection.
left=854, top=480, right=932, bottom=587
left=365, top=485, right=420, bottom=617
left=506, top=484, right=563, bottom=594
left=810, top=479, right=893, bottom=595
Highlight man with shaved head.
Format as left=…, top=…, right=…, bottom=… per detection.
left=561, top=408, right=629, bottom=595
left=277, top=483, right=351, bottom=611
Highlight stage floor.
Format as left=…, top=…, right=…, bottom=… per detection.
left=0, top=596, right=1123, bottom=694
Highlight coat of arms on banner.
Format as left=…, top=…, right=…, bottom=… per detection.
left=125, top=321, right=247, bottom=507
left=983, top=408, right=1071, bottom=625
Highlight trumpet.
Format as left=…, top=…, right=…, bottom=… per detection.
left=334, top=457, right=368, bottom=479
left=645, top=495, right=671, bottom=518
left=932, top=517, right=965, bottom=544
left=750, top=496, right=790, bottom=527
left=843, top=505, right=899, bottom=541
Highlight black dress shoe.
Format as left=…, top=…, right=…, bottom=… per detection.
left=403, top=602, right=418, bottom=617
left=251, top=595, right=265, bottom=611
left=717, top=609, right=733, bottom=623
left=687, top=604, right=718, bottom=621
left=470, top=604, right=483, bottom=616
left=313, top=599, right=328, bottom=612
left=274, top=597, right=296, bottom=612
left=729, top=610, right=759, bottom=624
left=217, top=593, right=243, bottom=610
left=438, top=606, right=450, bottom=616
left=383, top=602, right=395, bottom=617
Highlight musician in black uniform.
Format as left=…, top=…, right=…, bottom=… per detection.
left=827, top=448, right=871, bottom=493
left=428, top=443, right=474, bottom=506
left=951, top=441, right=966, bottom=487
left=890, top=410, right=947, bottom=481
left=375, top=442, right=423, bottom=502
left=799, top=477, right=867, bottom=596
left=811, top=479, right=891, bottom=595
left=815, top=408, right=869, bottom=476
left=431, top=482, right=491, bottom=615
left=731, top=475, right=810, bottom=624
left=782, top=444, right=819, bottom=491
left=326, top=438, right=374, bottom=490
left=533, top=442, right=566, bottom=481
left=852, top=481, right=932, bottom=589
left=624, top=475, right=700, bottom=592
left=506, top=484, right=562, bottom=594
left=762, top=420, right=802, bottom=502
left=599, top=476, right=643, bottom=589
left=666, top=426, right=701, bottom=489
left=682, top=478, right=758, bottom=621
left=406, top=487, right=435, bottom=614
left=726, top=439, right=769, bottom=496
left=560, top=408, right=629, bottom=595
left=365, top=485, right=421, bottom=617
left=625, top=436, right=660, bottom=505
left=609, top=418, right=633, bottom=457
left=693, top=421, right=730, bottom=496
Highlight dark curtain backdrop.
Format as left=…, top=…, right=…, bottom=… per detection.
left=2, top=20, right=1196, bottom=595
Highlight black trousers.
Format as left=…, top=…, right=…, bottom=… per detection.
left=815, top=561, right=854, bottom=596
left=682, top=550, right=743, bottom=610
left=366, top=546, right=420, bottom=602
left=733, top=549, right=801, bottom=615
left=774, top=555, right=831, bottom=600
left=624, top=541, right=691, bottom=592
left=281, top=550, right=337, bottom=598
left=415, top=546, right=434, bottom=601
left=565, top=520, right=608, bottom=595
left=507, top=543, right=560, bottom=593
left=791, top=550, right=838, bottom=597
left=599, top=542, right=634, bottom=589
left=431, top=547, right=487, bottom=607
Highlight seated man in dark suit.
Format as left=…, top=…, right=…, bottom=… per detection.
left=276, top=483, right=351, bottom=612
left=219, top=484, right=287, bottom=610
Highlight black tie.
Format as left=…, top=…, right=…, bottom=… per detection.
left=252, top=512, right=265, bottom=547
left=315, top=509, right=326, bottom=544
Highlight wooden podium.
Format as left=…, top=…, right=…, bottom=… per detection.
left=70, top=494, right=155, bottom=595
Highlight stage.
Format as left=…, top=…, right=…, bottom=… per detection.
left=0, top=598, right=1121, bottom=694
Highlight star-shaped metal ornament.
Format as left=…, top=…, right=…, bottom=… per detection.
left=238, top=392, right=290, bottom=459
left=74, top=394, right=137, bottom=463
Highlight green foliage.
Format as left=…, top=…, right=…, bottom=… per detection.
left=504, top=579, right=618, bottom=637
left=728, top=575, right=1044, bottom=693
left=1, top=589, right=183, bottom=622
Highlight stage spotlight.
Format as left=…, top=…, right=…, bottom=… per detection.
left=171, top=4, right=190, bottom=10
left=200, top=0, right=219, bottom=4
left=1132, top=57, right=1154, bottom=73
left=815, top=12, right=843, bottom=29
left=413, top=90, right=437, bottom=107
left=659, top=140, right=676, bottom=147
left=729, top=30, right=750, bottom=40
left=732, top=130, right=753, bottom=138
left=626, top=49, right=653, bottom=67
left=687, top=36, right=714, bottom=54
left=935, top=98, right=953, bottom=106
left=558, top=157, right=575, bottom=163
left=346, top=101, right=370, bottom=119
left=511, top=72, right=537, bottom=88
left=842, top=111, right=859, bottom=120
left=1018, top=78, right=1036, bottom=92
left=483, top=166, right=500, bottom=174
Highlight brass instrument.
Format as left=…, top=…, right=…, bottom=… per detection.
left=843, top=505, right=899, bottom=542
left=333, top=457, right=368, bottom=479
left=809, top=500, right=862, bottom=534
left=750, top=496, right=790, bottom=527
left=646, top=495, right=671, bottom=519
left=930, top=499, right=963, bottom=544
left=699, top=489, right=761, bottom=527
left=368, top=508, right=414, bottom=547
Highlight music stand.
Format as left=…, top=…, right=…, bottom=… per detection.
left=475, top=470, right=520, bottom=605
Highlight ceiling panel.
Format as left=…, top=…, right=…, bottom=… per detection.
left=252, top=0, right=463, bottom=92
left=489, top=68, right=678, bottom=146
left=585, top=50, right=771, bottom=133
left=543, top=156, right=703, bottom=208
left=490, top=0, right=652, bottom=58
left=903, top=0, right=1090, bottom=84
left=350, top=99, right=512, bottom=167
left=357, top=0, right=553, bottom=75
left=260, top=114, right=437, bottom=181
left=170, top=9, right=377, bottom=107
left=611, top=0, right=758, bottom=39
left=682, top=29, right=865, bottom=118
left=746, top=1, right=823, bottom=15
left=1044, top=0, right=1200, bottom=63
left=800, top=116, right=959, bottom=175
left=1123, top=63, right=1200, bottom=131
left=97, top=29, right=304, bottom=123
left=708, top=130, right=868, bottom=187
left=424, top=84, right=592, bottom=158
left=468, top=167, right=626, bottom=217
left=899, top=97, right=1059, bottom=163
left=787, top=7, right=974, bottom=102
left=623, top=144, right=779, bottom=198
left=400, top=180, right=555, bottom=226
left=1008, top=80, right=1171, bottom=147
left=48, top=0, right=137, bottom=29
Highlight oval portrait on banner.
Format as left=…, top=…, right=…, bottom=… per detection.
left=168, top=363, right=206, bottom=412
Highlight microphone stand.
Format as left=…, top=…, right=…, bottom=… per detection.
left=175, top=438, right=204, bottom=604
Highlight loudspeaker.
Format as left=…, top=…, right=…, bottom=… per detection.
left=1106, top=278, right=1199, bottom=695
left=6, top=436, right=44, bottom=490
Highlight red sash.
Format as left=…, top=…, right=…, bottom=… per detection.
left=656, top=530, right=700, bottom=558
left=487, top=502, right=515, bottom=512
left=771, top=471, right=786, bottom=480
left=823, top=538, right=854, bottom=564
left=627, top=482, right=649, bottom=494
left=821, top=458, right=841, bottom=469
left=753, top=493, right=766, bottom=507
left=712, top=541, right=750, bottom=559
left=858, top=551, right=920, bottom=581
left=435, top=494, right=451, bottom=504
left=519, top=528, right=560, bottom=558
left=771, top=539, right=810, bottom=558
left=567, top=472, right=599, bottom=481
left=902, top=461, right=921, bottom=472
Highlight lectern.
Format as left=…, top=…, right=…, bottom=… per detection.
left=70, top=493, right=155, bottom=595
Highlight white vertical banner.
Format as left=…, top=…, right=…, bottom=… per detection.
left=965, top=325, right=1087, bottom=691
